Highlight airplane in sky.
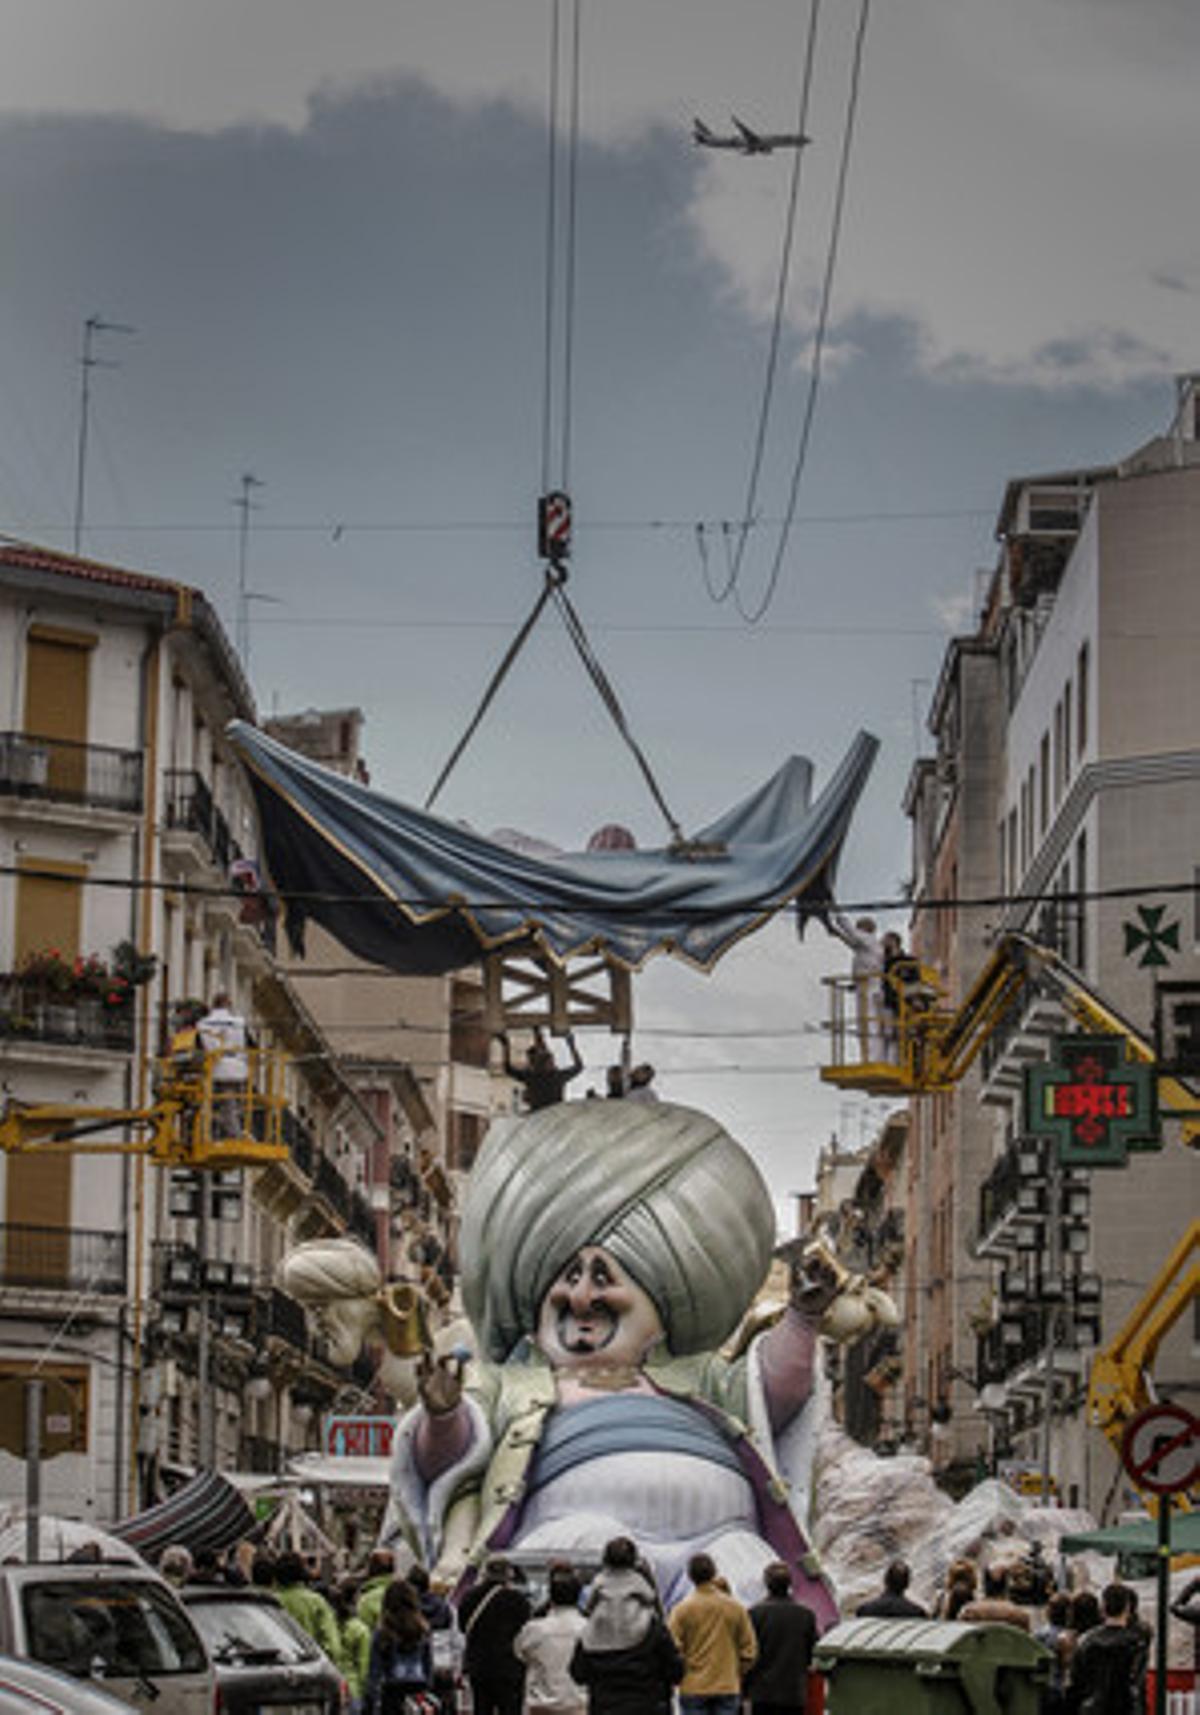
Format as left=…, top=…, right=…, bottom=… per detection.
left=692, top=117, right=811, bottom=156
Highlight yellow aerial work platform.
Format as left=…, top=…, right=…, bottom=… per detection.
left=0, top=1048, right=288, bottom=1171
left=822, top=931, right=1200, bottom=1145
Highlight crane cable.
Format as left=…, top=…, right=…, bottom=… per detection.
left=427, top=0, right=684, bottom=843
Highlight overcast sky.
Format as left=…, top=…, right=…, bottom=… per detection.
left=2, top=0, right=1195, bottom=1216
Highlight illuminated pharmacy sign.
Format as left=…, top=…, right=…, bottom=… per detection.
left=1024, top=1035, right=1159, bottom=1167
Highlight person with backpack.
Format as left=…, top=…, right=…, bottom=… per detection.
left=365, top=1580, right=433, bottom=1715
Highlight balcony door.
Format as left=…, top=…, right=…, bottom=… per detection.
left=24, top=624, right=95, bottom=799
left=4, top=861, right=85, bottom=1285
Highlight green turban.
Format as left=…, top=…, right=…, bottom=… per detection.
left=460, top=1100, right=776, bottom=1361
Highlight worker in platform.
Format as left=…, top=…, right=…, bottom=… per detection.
left=831, top=914, right=883, bottom=1061
left=499, top=1028, right=583, bottom=1111
left=199, top=990, right=249, bottom=1138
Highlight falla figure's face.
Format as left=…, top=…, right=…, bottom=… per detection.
left=536, top=1245, right=663, bottom=1371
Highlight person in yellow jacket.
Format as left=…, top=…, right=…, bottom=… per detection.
left=274, top=1552, right=341, bottom=1663
left=330, top=1579, right=371, bottom=1707
left=668, top=1553, right=757, bottom=1715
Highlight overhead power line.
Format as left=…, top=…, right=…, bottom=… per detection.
left=10, top=506, right=993, bottom=535
left=734, top=0, right=873, bottom=624
left=0, top=859, right=1195, bottom=920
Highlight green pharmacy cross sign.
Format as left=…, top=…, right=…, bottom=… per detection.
left=1123, top=904, right=1181, bottom=969
left=1025, top=1035, right=1160, bottom=1167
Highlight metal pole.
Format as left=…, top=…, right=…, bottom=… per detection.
left=197, top=1189, right=213, bottom=1469
left=72, top=319, right=95, bottom=554
left=234, top=473, right=263, bottom=670
left=71, top=315, right=135, bottom=555
left=1154, top=1499, right=1170, bottom=1715
left=24, top=1378, right=43, bottom=1563
left=1040, top=1157, right=1062, bottom=1500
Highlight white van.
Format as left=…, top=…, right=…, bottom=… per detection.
left=0, top=1564, right=214, bottom=1714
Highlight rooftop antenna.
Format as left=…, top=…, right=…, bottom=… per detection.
left=233, top=472, right=265, bottom=670
left=73, top=314, right=136, bottom=554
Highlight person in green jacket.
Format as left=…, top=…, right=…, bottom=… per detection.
left=274, top=1551, right=341, bottom=1662
left=330, top=1580, right=371, bottom=1707
left=354, top=1549, right=397, bottom=1633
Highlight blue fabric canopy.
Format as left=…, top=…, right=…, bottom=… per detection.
left=227, top=721, right=877, bottom=975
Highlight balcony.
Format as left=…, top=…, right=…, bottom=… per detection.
left=0, top=977, right=135, bottom=1053
left=268, top=1286, right=310, bottom=1351
left=348, top=1191, right=376, bottom=1249
left=974, top=1142, right=1046, bottom=1258
left=240, top=1433, right=282, bottom=1475
left=0, top=1222, right=127, bottom=1295
left=0, top=732, right=143, bottom=815
left=281, top=1106, right=316, bottom=1178
left=313, top=1153, right=353, bottom=1224
left=162, top=769, right=241, bottom=872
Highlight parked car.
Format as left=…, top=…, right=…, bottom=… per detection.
left=0, top=1563, right=213, bottom=1713
left=0, top=1654, right=138, bottom=1715
left=179, top=1586, right=346, bottom=1713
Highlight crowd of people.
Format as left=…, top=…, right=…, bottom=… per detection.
left=863, top=1554, right=1165, bottom=1714
left=153, top=1534, right=1185, bottom=1715
left=155, top=1536, right=819, bottom=1715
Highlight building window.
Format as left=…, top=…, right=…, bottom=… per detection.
left=1063, top=679, right=1072, bottom=787
left=447, top=1109, right=484, bottom=1174
left=1008, top=809, right=1018, bottom=891
left=1039, top=733, right=1050, bottom=835
left=1053, top=700, right=1063, bottom=803
left=1077, top=643, right=1089, bottom=758
left=1074, top=830, right=1087, bottom=970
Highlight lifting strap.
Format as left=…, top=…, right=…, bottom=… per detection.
left=425, top=568, right=684, bottom=845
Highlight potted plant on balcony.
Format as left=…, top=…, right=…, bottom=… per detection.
left=16, top=947, right=79, bottom=1038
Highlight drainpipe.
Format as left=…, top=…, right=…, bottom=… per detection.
left=126, top=620, right=163, bottom=1510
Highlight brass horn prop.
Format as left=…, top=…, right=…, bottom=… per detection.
left=378, top=1281, right=432, bottom=1358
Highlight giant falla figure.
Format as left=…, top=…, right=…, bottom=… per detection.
left=281, top=1101, right=896, bottom=1623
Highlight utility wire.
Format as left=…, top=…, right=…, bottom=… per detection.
left=736, top=0, right=873, bottom=625
left=718, top=0, right=823, bottom=606
left=16, top=506, right=993, bottom=535
left=2, top=859, right=1196, bottom=919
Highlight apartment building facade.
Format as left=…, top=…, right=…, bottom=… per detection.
left=0, top=545, right=390, bottom=1525
left=902, top=383, right=1200, bottom=1514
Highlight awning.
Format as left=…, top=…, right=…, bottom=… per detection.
left=286, top=1453, right=392, bottom=1491
left=110, top=1470, right=255, bottom=1559
left=1059, top=1512, right=1200, bottom=1556
left=228, top=722, right=878, bottom=975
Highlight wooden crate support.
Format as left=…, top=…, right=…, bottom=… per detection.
left=483, top=950, right=632, bottom=1039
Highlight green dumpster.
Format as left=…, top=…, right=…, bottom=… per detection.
left=813, top=1617, right=1051, bottom=1715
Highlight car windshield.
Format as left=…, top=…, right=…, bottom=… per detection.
left=185, top=1598, right=319, bottom=1667
left=22, top=1580, right=208, bottom=1680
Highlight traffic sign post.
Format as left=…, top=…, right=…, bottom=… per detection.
left=1121, top=1403, right=1200, bottom=1715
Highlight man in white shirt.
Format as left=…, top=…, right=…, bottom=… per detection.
left=198, top=991, right=248, bottom=1137
left=831, top=915, right=883, bottom=1061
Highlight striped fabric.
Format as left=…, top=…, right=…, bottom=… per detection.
left=111, top=1470, right=254, bottom=1559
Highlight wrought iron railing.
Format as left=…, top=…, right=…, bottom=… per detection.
left=281, top=1107, right=315, bottom=1178
left=0, top=732, right=143, bottom=813
left=0, top=1222, right=127, bottom=1294
left=268, top=1286, right=310, bottom=1350
left=977, top=1146, right=1022, bottom=1241
left=163, top=769, right=240, bottom=871
left=314, top=1153, right=352, bottom=1222
left=0, top=977, right=136, bottom=1051
left=976, top=1308, right=1047, bottom=1385
left=348, top=1191, right=377, bottom=1249
left=240, top=1433, right=282, bottom=1475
